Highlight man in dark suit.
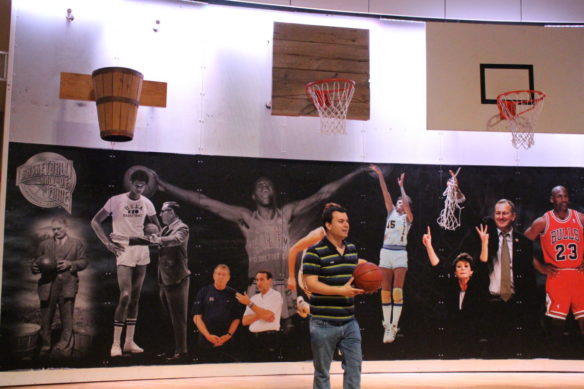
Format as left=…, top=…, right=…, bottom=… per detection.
left=150, top=201, right=191, bottom=361
left=473, top=199, right=538, bottom=358
left=32, top=217, right=88, bottom=357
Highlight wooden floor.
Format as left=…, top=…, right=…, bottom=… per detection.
left=6, top=372, right=584, bottom=389
left=4, top=360, right=584, bottom=388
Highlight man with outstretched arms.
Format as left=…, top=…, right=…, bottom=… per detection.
left=151, top=167, right=365, bottom=320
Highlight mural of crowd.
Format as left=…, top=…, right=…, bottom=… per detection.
left=2, top=142, right=584, bottom=371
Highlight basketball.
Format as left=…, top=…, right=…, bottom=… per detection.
left=37, top=256, right=57, bottom=273
left=353, top=262, right=383, bottom=293
left=144, top=223, right=160, bottom=236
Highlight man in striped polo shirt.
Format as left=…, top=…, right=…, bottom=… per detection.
left=303, top=205, right=365, bottom=389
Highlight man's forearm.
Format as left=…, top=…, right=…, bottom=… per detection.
left=227, top=319, right=240, bottom=336
left=305, top=277, right=344, bottom=296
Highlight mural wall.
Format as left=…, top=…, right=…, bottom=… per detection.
left=2, top=142, right=584, bottom=371
left=4, top=1, right=584, bottom=383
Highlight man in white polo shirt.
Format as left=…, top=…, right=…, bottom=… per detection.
left=236, top=270, right=283, bottom=361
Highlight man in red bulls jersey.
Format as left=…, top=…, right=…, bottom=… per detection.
left=525, top=186, right=584, bottom=353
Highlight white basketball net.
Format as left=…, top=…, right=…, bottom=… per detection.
left=497, top=90, right=545, bottom=149
left=437, top=177, right=465, bottom=231
left=306, top=79, right=355, bottom=135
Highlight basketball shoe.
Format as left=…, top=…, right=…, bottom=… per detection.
left=383, top=322, right=398, bottom=344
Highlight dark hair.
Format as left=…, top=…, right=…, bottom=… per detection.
left=130, top=169, right=150, bottom=184
left=162, top=201, right=180, bottom=215
left=323, top=202, right=341, bottom=210
left=256, top=270, right=273, bottom=280
left=397, top=195, right=413, bottom=206
left=452, top=252, right=474, bottom=270
left=322, top=205, right=348, bottom=229
left=251, top=176, right=278, bottom=208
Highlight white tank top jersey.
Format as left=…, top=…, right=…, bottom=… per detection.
left=383, top=209, right=411, bottom=248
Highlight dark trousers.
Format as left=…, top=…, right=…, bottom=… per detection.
left=482, top=296, right=535, bottom=358
left=39, top=279, right=75, bottom=357
left=249, top=330, right=282, bottom=362
left=159, top=277, right=190, bottom=354
left=196, top=337, right=239, bottom=363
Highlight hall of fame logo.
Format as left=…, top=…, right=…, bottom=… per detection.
left=16, top=152, right=77, bottom=214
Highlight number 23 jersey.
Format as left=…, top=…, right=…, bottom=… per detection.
left=540, top=209, right=584, bottom=268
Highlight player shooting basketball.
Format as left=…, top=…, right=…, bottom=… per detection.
left=370, top=164, right=413, bottom=344
left=149, top=167, right=366, bottom=321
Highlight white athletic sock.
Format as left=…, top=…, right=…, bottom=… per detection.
left=391, top=303, right=403, bottom=327
left=382, top=304, right=392, bottom=326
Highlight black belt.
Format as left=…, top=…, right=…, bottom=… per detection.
left=252, top=330, right=279, bottom=336
left=488, top=295, right=514, bottom=303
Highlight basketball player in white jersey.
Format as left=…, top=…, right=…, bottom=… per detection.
left=91, top=169, right=160, bottom=357
left=370, top=165, right=413, bottom=343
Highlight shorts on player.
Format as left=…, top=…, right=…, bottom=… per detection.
left=247, top=279, right=297, bottom=320
left=116, top=245, right=150, bottom=267
left=545, top=269, right=584, bottom=320
left=379, top=248, right=408, bottom=269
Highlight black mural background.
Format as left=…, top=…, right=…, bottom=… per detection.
left=2, top=141, right=584, bottom=370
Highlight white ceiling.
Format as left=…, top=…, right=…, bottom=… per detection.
left=221, top=0, right=584, bottom=23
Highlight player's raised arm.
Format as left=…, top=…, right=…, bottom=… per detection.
left=475, top=224, right=489, bottom=263
left=370, top=164, right=394, bottom=213
left=398, top=173, right=413, bottom=223
left=285, top=166, right=365, bottom=217
left=422, top=226, right=440, bottom=267
left=153, top=171, right=252, bottom=225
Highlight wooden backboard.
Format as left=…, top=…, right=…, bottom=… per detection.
left=272, top=22, right=370, bottom=120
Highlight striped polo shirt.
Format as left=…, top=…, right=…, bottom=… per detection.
left=302, top=237, right=359, bottom=323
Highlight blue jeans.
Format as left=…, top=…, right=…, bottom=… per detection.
left=309, top=317, right=362, bottom=389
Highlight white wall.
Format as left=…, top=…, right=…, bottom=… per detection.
left=3, top=0, right=584, bottom=385
left=8, top=0, right=584, bottom=168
